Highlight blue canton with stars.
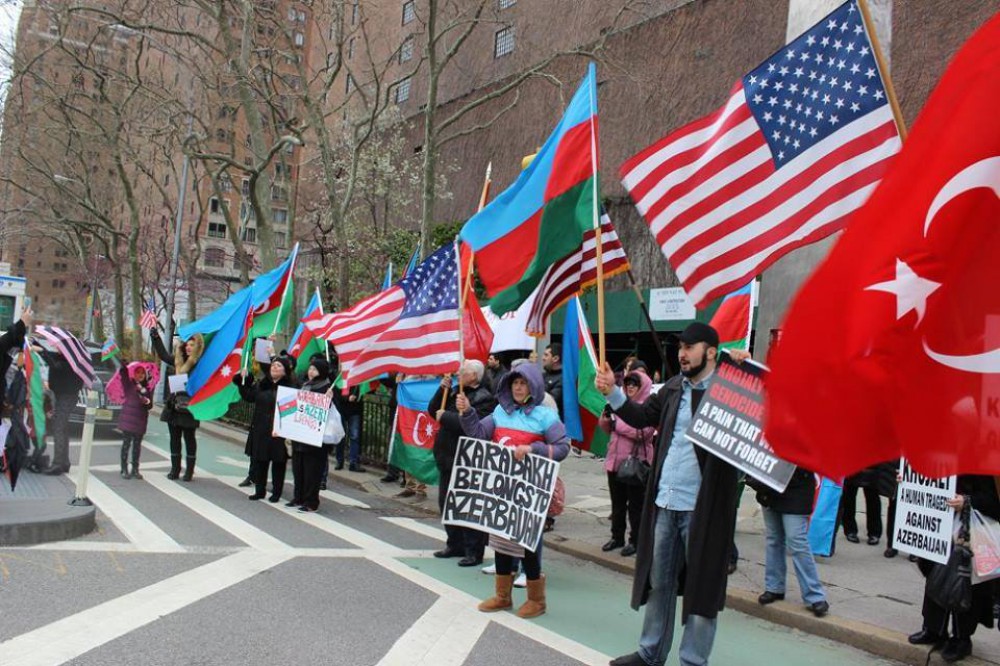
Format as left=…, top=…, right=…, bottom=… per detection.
left=397, top=244, right=459, bottom=317
left=742, top=0, right=889, bottom=168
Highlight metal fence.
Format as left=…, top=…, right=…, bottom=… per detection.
left=219, top=392, right=395, bottom=469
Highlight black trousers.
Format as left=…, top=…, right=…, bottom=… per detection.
left=841, top=484, right=882, bottom=538
left=255, top=458, right=286, bottom=499
left=496, top=548, right=541, bottom=580
left=438, top=462, right=486, bottom=558
left=50, top=392, right=76, bottom=468
left=121, top=432, right=142, bottom=465
left=168, top=424, right=197, bottom=458
left=299, top=446, right=326, bottom=510
left=607, top=471, right=644, bottom=544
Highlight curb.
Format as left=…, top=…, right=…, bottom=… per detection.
left=187, top=416, right=992, bottom=665
left=0, top=500, right=96, bottom=546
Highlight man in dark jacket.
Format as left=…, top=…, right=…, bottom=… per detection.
left=542, top=344, right=563, bottom=419
left=596, top=323, right=743, bottom=666
left=483, top=353, right=507, bottom=395
left=38, top=342, right=85, bottom=475
left=0, top=308, right=31, bottom=417
left=429, top=360, right=497, bottom=566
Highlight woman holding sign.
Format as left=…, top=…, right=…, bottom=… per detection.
left=233, top=355, right=297, bottom=502
left=908, top=475, right=1000, bottom=663
left=150, top=329, right=204, bottom=481
left=288, top=358, right=333, bottom=512
left=456, top=363, right=569, bottom=619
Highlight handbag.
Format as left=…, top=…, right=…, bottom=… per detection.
left=617, top=438, right=651, bottom=488
left=927, top=502, right=973, bottom=613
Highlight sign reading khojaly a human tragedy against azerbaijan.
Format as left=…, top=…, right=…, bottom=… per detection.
left=443, top=437, right=560, bottom=551
left=684, top=351, right=796, bottom=493
left=893, top=460, right=957, bottom=565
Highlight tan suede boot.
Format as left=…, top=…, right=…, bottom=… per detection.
left=516, top=576, right=546, bottom=618
left=478, top=573, right=513, bottom=612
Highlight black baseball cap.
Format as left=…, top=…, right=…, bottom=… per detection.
left=677, top=322, right=719, bottom=348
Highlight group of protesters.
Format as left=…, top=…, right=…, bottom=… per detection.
left=3, top=307, right=995, bottom=665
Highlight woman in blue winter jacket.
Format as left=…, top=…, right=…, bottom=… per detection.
left=456, top=362, right=569, bottom=619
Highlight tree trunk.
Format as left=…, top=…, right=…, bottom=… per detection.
left=419, top=0, right=440, bottom=263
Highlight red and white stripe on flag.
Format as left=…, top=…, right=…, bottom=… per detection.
left=35, top=325, right=96, bottom=388
left=305, top=244, right=461, bottom=386
left=619, top=0, right=901, bottom=307
left=139, top=309, right=158, bottom=330
left=525, top=215, right=630, bottom=336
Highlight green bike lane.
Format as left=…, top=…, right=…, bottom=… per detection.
left=140, top=419, right=900, bottom=665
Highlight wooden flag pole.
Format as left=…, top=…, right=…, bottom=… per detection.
left=624, top=268, right=669, bottom=370
left=457, top=163, right=493, bottom=397
left=586, top=63, right=606, bottom=367
left=857, top=0, right=909, bottom=139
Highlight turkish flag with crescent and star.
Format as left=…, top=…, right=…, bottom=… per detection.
left=765, top=12, right=1000, bottom=479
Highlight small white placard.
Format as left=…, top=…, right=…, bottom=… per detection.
left=648, top=287, right=696, bottom=321
left=254, top=339, right=274, bottom=364
left=168, top=373, right=188, bottom=394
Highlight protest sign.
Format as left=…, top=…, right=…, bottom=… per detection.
left=684, top=351, right=795, bottom=492
left=443, top=437, right=560, bottom=550
left=168, top=373, right=188, bottom=394
left=254, top=339, right=274, bottom=364
left=272, top=386, right=331, bottom=447
left=893, top=460, right=956, bottom=565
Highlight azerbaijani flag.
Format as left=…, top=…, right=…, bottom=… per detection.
left=277, top=394, right=298, bottom=420
left=23, top=341, right=46, bottom=450
left=403, top=245, right=419, bottom=277
left=179, top=244, right=298, bottom=340
left=381, top=261, right=394, bottom=291
left=708, top=283, right=755, bottom=351
left=187, top=289, right=255, bottom=421
left=389, top=379, right=440, bottom=484
left=561, top=297, right=609, bottom=455
left=289, top=289, right=325, bottom=374
left=460, top=63, right=599, bottom=316
left=100, top=337, right=119, bottom=361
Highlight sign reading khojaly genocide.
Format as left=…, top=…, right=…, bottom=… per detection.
left=685, top=352, right=796, bottom=493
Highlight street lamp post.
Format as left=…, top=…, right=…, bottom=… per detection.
left=164, top=115, right=192, bottom=356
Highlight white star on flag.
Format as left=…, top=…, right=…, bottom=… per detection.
left=865, top=258, right=941, bottom=325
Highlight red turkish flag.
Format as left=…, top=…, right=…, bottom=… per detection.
left=460, top=243, right=494, bottom=363
left=765, top=13, right=1000, bottom=479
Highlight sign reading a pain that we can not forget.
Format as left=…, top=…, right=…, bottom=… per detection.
left=684, top=351, right=796, bottom=493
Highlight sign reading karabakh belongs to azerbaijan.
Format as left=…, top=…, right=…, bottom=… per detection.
left=443, top=437, right=560, bottom=550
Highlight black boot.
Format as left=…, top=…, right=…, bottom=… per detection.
left=120, top=443, right=132, bottom=480
left=182, top=456, right=195, bottom=482
left=167, top=455, right=181, bottom=480
left=130, top=440, right=143, bottom=480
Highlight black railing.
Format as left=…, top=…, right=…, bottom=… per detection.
left=360, top=392, right=394, bottom=468
left=223, top=398, right=254, bottom=429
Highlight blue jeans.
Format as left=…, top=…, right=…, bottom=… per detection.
left=762, top=507, right=827, bottom=605
left=336, top=414, right=362, bottom=466
left=638, top=509, right=717, bottom=666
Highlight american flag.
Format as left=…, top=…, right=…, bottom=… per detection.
left=139, top=298, right=158, bottom=330
left=619, top=0, right=901, bottom=307
left=306, top=244, right=461, bottom=386
left=525, top=211, right=630, bottom=335
left=34, top=325, right=95, bottom=388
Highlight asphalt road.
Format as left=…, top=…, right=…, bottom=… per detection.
left=0, top=422, right=904, bottom=666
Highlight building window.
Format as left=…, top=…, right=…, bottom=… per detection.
left=274, top=208, right=288, bottom=224
left=348, top=37, right=356, bottom=60
left=204, top=247, right=225, bottom=268
left=275, top=232, right=287, bottom=249
left=399, top=37, right=414, bottom=63
left=209, top=197, right=221, bottom=214
left=351, top=1, right=359, bottom=25
left=494, top=26, right=514, bottom=58
left=293, top=31, right=305, bottom=47
left=394, top=77, right=411, bottom=104
left=242, top=227, right=257, bottom=243
left=271, top=185, right=288, bottom=202
left=345, top=74, right=355, bottom=94
left=402, top=1, right=415, bottom=25
left=219, top=175, right=232, bottom=192
left=241, top=179, right=251, bottom=196
left=208, top=221, right=227, bottom=238
left=498, top=0, right=516, bottom=7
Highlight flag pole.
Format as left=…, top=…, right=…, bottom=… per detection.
left=624, top=268, right=669, bottom=370
left=316, top=286, right=330, bottom=364
left=456, top=162, right=492, bottom=398
left=586, top=62, right=606, bottom=367
left=270, top=243, right=300, bottom=337
left=857, top=0, right=909, bottom=139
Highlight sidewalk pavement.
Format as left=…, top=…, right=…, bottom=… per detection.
left=0, top=465, right=96, bottom=546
